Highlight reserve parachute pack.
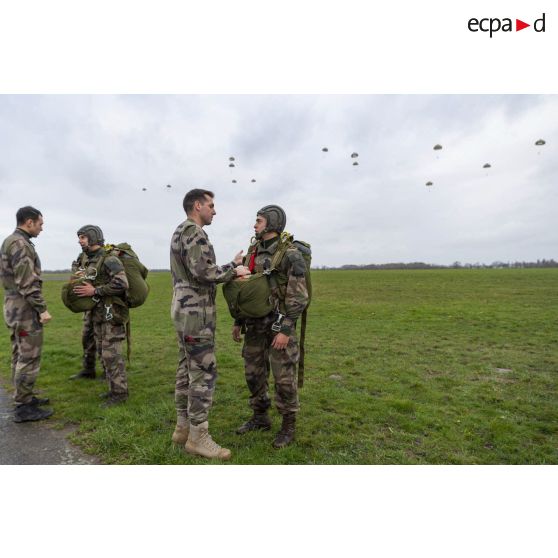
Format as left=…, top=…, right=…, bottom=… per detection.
left=61, top=243, right=149, bottom=313
left=223, top=232, right=311, bottom=321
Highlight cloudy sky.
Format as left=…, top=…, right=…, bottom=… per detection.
left=0, top=94, right=556, bottom=270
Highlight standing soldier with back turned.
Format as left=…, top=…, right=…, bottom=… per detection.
left=170, top=189, right=250, bottom=461
left=0, top=206, right=54, bottom=423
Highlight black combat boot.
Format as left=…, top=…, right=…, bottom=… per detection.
left=30, top=395, right=50, bottom=406
left=70, top=369, right=96, bottom=380
left=236, top=412, right=272, bottom=434
left=13, top=403, right=54, bottom=423
left=272, top=413, right=296, bottom=448
left=101, top=393, right=128, bottom=407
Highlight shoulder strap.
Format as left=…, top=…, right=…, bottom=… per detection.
left=270, top=232, right=294, bottom=270
left=246, top=238, right=259, bottom=271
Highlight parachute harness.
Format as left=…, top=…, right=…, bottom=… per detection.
left=104, top=304, right=113, bottom=321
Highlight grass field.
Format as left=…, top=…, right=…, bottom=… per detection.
left=1, top=269, right=557, bottom=464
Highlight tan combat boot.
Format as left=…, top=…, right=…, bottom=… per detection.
left=172, top=424, right=190, bottom=445
left=184, top=421, right=232, bottom=461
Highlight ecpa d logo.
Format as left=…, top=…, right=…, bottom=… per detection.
left=468, top=13, right=546, bottom=37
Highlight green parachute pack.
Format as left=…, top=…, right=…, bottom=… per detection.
left=223, top=232, right=311, bottom=320
left=61, top=243, right=149, bottom=313
left=222, top=232, right=311, bottom=387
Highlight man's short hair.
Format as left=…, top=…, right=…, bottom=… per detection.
left=16, top=206, right=42, bottom=225
left=183, top=189, right=214, bottom=215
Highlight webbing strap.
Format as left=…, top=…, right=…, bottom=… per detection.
left=297, top=308, right=307, bottom=388
left=126, top=320, right=131, bottom=362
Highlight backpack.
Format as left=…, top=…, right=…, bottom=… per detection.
left=103, top=243, right=149, bottom=308
left=61, top=243, right=149, bottom=313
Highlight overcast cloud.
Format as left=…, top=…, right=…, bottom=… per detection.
left=0, top=95, right=556, bottom=269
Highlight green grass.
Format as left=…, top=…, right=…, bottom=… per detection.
left=1, top=269, right=557, bottom=464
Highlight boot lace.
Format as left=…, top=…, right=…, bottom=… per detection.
left=200, top=430, right=222, bottom=453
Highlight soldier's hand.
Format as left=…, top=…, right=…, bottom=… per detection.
left=39, top=311, right=52, bottom=324
left=73, top=282, right=95, bottom=297
left=235, top=265, right=251, bottom=278
left=271, top=332, right=289, bottom=351
left=232, top=325, right=242, bottom=342
left=233, top=250, right=244, bottom=265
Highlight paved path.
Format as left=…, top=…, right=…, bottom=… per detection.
left=0, top=385, right=99, bottom=465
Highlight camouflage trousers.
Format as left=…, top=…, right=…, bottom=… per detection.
left=82, top=311, right=101, bottom=373
left=242, top=315, right=300, bottom=416
left=174, top=331, right=217, bottom=426
left=3, top=297, right=43, bottom=405
left=93, top=320, right=128, bottom=396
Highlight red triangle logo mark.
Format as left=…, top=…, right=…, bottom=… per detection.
left=516, top=19, right=530, bottom=31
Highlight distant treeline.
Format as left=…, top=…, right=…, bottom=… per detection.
left=43, top=260, right=558, bottom=273
left=313, top=259, right=558, bottom=270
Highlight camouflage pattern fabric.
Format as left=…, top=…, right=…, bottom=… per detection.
left=238, top=236, right=309, bottom=416
left=241, top=237, right=309, bottom=335
left=242, top=313, right=300, bottom=414
left=0, top=228, right=47, bottom=404
left=80, top=247, right=129, bottom=395
left=174, top=332, right=217, bottom=425
left=71, top=253, right=101, bottom=373
left=170, top=219, right=235, bottom=425
left=93, top=320, right=127, bottom=395
left=82, top=311, right=100, bottom=373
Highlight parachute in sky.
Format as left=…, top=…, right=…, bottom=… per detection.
left=483, top=163, right=491, bottom=169
left=166, top=184, right=172, bottom=189
left=535, top=139, right=546, bottom=155
left=350, top=152, right=359, bottom=159
left=425, top=181, right=433, bottom=187
left=352, top=161, right=359, bottom=166
left=251, top=179, right=256, bottom=183
left=229, top=156, right=235, bottom=161
left=229, top=163, right=235, bottom=168
left=322, top=147, right=328, bottom=152
left=433, top=144, right=442, bottom=151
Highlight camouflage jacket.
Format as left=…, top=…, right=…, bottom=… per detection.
left=170, top=218, right=236, bottom=300
left=240, top=236, right=309, bottom=336
left=76, top=247, right=128, bottom=299
left=0, top=228, right=47, bottom=314
left=71, top=251, right=87, bottom=273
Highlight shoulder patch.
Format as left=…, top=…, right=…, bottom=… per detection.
left=287, top=249, right=306, bottom=276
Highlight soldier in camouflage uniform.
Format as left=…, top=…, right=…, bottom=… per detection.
left=233, top=205, right=309, bottom=448
left=170, top=189, right=250, bottom=460
left=73, top=225, right=130, bottom=406
left=0, top=206, right=54, bottom=423
left=69, top=248, right=102, bottom=380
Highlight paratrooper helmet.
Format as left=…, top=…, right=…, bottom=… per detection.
left=256, top=205, right=286, bottom=237
left=77, top=224, right=105, bottom=246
